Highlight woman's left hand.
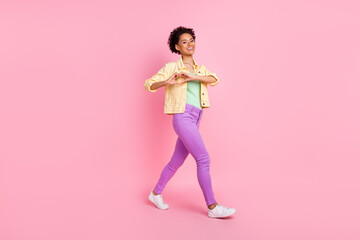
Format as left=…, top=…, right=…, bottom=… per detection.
left=178, top=72, right=197, bottom=83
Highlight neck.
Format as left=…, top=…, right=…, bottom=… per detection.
left=181, top=55, right=194, bottom=65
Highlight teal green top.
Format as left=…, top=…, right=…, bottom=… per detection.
left=186, top=72, right=202, bottom=110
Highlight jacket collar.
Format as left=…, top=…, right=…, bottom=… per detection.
left=176, top=56, right=199, bottom=71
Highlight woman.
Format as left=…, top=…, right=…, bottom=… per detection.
left=144, top=26, right=236, bottom=218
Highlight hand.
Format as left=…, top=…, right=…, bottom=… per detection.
left=177, top=72, right=197, bottom=84
left=164, top=73, right=181, bottom=86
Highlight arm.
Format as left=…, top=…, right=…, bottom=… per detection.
left=149, top=80, right=167, bottom=91
left=202, top=66, right=220, bottom=86
left=177, top=66, right=220, bottom=86
left=192, top=75, right=217, bottom=84
left=144, top=63, right=178, bottom=92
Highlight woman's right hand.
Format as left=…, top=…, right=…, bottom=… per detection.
left=149, top=72, right=181, bottom=91
left=164, top=73, right=180, bottom=86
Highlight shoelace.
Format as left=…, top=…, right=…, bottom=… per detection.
left=217, top=204, right=231, bottom=214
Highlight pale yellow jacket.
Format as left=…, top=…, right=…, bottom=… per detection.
left=144, top=57, right=220, bottom=114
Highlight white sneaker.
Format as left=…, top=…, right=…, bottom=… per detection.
left=208, top=204, right=236, bottom=218
left=148, top=191, right=169, bottom=210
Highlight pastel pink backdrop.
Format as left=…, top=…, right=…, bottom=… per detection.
left=1, top=0, right=359, bottom=240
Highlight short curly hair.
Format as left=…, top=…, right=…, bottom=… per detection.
left=168, top=26, right=196, bottom=54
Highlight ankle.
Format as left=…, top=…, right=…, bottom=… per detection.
left=152, top=190, right=159, bottom=196
left=208, top=202, right=218, bottom=210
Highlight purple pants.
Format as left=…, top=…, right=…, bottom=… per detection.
left=153, top=103, right=217, bottom=206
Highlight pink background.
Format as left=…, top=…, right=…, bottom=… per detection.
left=1, top=0, right=360, bottom=239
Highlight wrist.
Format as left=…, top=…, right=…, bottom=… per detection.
left=162, top=80, right=169, bottom=86
left=193, top=75, right=201, bottom=81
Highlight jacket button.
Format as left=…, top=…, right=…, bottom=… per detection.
left=202, top=93, right=204, bottom=95
left=202, top=103, right=205, bottom=105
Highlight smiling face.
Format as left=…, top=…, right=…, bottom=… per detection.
left=175, top=33, right=196, bottom=56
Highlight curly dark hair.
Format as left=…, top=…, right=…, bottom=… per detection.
left=168, top=26, right=196, bottom=54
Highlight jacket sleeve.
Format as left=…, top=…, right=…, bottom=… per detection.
left=144, top=63, right=172, bottom=92
left=204, top=66, right=220, bottom=87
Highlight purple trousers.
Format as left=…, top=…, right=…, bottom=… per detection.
left=153, top=103, right=217, bottom=206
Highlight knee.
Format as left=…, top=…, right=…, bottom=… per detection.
left=196, top=152, right=210, bottom=168
left=168, top=156, right=186, bottom=171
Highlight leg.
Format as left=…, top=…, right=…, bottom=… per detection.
left=172, top=110, right=217, bottom=206
left=153, top=137, right=189, bottom=195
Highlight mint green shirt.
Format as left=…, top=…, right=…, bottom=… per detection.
left=186, top=73, right=202, bottom=110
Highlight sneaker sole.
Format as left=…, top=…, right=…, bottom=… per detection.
left=208, top=209, right=237, bottom=218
